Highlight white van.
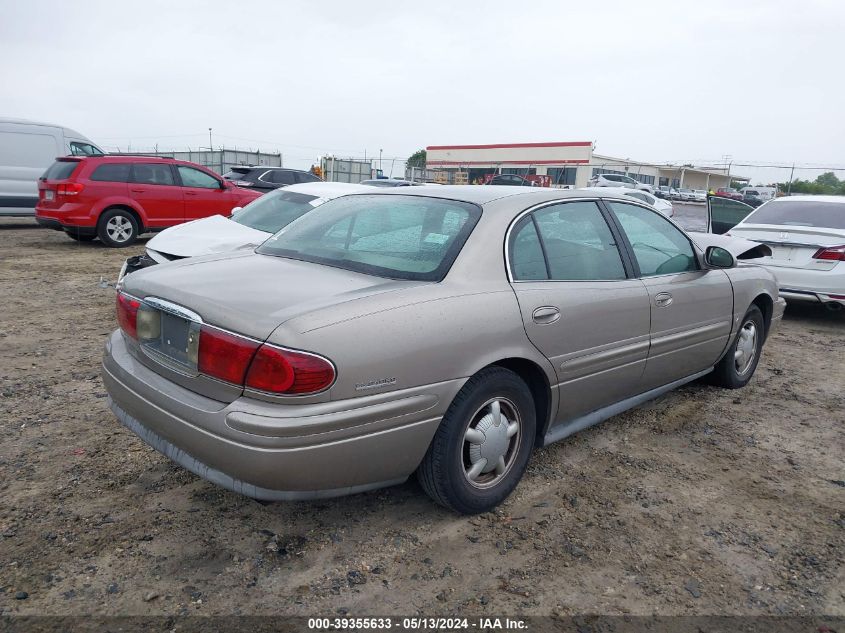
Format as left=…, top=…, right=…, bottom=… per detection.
left=0, top=118, right=104, bottom=216
left=740, top=186, right=776, bottom=201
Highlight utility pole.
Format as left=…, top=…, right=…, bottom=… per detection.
left=722, top=154, right=733, bottom=189
left=379, top=148, right=383, bottom=174
left=208, top=128, right=213, bottom=151
left=787, top=163, right=795, bottom=195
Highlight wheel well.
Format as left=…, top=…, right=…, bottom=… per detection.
left=751, top=293, right=773, bottom=338
left=488, top=358, right=552, bottom=448
left=98, top=205, right=144, bottom=233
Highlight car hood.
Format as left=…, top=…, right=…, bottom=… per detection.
left=146, top=215, right=270, bottom=259
left=687, top=232, right=773, bottom=259
left=121, top=251, right=426, bottom=340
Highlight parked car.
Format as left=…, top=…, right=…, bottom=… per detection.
left=742, top=193, right=764, bottom=208
left=720, top=195, right=845, bottom=310
left=677, top=188, right=695, bottom=202
left=359, top=179, right=422, bottom=187
left=36, top=156, right=260, bottom=247
left=118, top=182, right=371, bottom=281
left=0, top=117, right=104, bottom=217
left=222, top=166, right=321, bottom=192
left=486, top=174, right=535, bottom=186
left=654, top=185, right=673, bottom=199
left=716, top=187, right=743, bottom=201
left=740, top=186, right=776, bottom=202
left=588, top=173, right=654, bottom=194
left=104, top=186, right=783, bottom=514
left=692, top=190, right=707, bottom=202
left=584, top=187, right=673, bottom=217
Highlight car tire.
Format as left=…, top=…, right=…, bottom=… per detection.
left=97, top=208, right=139, bottom=248
left=417, top=366, right=536, bottom=515
left=66, top=231, right=96, bottom=242
left=709, top=305, right=765, bottom=389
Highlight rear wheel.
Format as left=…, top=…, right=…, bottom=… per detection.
left=97, top=208, right=139, bottom=247
left=709, top=305, right=764, bottom=389
left=417, top=367, right=536, bottom=514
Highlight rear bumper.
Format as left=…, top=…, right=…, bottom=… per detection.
left=770, top=297, right=787, bottom=334
left=35, top=216, right=97, bottom=235
left=102, top=331, right=458, bottom=500
left=36, top=203, right=96, bottom=229
left=759, top=263, right=845, bottom=306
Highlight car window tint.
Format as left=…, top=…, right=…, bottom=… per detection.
left=42, top=160, right=79, bottom=180
left=269, top=170, right=296, bottom=185
left=710, top=197, right=754, bottom=234
left=177, top=165, right=219, bottom=188
left=609, top=202, right=697, bottom=276
left=132, top=163, right=174, bottom=186
left=744, top=200, right=845, bottom=229
left=532, top=202, right=626, bottom=281
left=295, top=171, right=319, bottom=183
left=258, top=195, right=481, bottom=282
left=510, top=216, right=548, bottom=280
left=90, top=163, right=130, bottom=182
left=69, top=141, right=103, bottom=156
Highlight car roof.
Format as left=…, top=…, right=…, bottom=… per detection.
left=232, top=166, right=309, bottom=172
left=769, top=195, right=845, bottom=204
left=283, top=182, right=371, bottom=197
left=345, top=184, right=657, bottom=207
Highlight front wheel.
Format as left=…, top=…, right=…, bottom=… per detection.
left=709, top=305, right=764, bottom=389
left=97, top=209, right=139, bottom=247
left=417, top=367, right=536, bottom=514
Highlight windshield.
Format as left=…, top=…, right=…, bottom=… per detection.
left=257, top=194, right=481, bottom=281
left=231, top=189, right=322, bottom=233
left=744, top=200, right=845, bottom=229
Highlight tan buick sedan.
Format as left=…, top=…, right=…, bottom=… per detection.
left=103, top=186, right=785, bottom=514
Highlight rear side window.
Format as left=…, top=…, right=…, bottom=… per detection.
left=268, top=170, right=296, bottom=185
left=223, top=167, right=252, bottom=180
left=42, top=160, right=80, bottom=180
left=132, top=163, right=175, bottom=186
left=90, top=163, right=130, bottom=182
left=296, top=171, right=320, bottom=183
left=530, top=202, right=626, bottom=281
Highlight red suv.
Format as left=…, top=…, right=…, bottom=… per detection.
left=35, top=156, right=262, bottom=247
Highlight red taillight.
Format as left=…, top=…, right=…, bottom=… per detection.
left=812, top=245, right=845, bottom=261
left=197, top=326, right=260, bottom=385
left=57, top=182, right=84, bottom=196
left=245, top=344, right=335, bottom=395
left=116, top=292, right=140, bottom=339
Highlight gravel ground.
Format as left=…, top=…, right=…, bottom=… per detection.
left=0, top=210, right=843, bottom=617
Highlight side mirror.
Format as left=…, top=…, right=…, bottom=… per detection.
left=219, top=180, right=229, bottom=189
left=705, top=246, right=735, bottom=268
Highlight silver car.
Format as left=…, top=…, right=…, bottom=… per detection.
left=103, top=187, right=785, bottom=514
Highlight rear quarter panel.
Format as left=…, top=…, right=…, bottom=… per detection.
left=727, top=263, right=780, bottom=335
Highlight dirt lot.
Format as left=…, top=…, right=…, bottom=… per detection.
left=0, top=217, right=843, bottom=618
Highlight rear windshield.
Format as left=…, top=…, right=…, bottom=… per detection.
left=744, top=200, right=845, bottom=229
left=257, top=194, right=481, bottom=281
left=223, top=168, right=251, bottom=180
left=42, top=160, right=80, bottom=180
left=231, top=189, right=321, bottom=233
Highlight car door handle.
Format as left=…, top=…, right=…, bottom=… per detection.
left=184, top=191, right=198, bottom=195
left=532, top=306, right=561, bottom=324
left=654, top=292, right=673, bottom=307
left=130, top=188, right=146, bottom=193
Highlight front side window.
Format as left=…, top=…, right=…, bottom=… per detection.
left=268, top=170, right=296, bottom=185
left=510, top=202, right=626, bottom=281
left=177, top=165, right=220, bottom=188
left=608, top=201, right=697, bottom=276
left=231, top=189, right=321, bottom=233
left=258, top=195, right=481, bottom=281
left=69, top=141, right=104, bottom=156
left=132, top=163, right=175, bottom=186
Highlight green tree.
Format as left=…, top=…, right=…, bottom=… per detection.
left=407, top=149, right=426, bottom=169
left=815, top=171, right=841, bottom=190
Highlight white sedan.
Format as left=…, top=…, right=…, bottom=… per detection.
left=718, top=195, right=845, bottom=311
left=593, top=187, right=674, bottom=217
left=118, top=182, right=370, bottom=281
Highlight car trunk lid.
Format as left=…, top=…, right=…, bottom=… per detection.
left=728, top=224, right=845, bottom=270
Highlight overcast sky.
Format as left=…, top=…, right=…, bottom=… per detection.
left=2, top=0, right=843, bottom=183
